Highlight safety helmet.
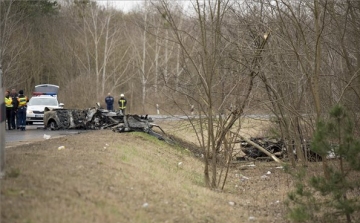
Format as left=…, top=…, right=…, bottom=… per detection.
left=120, top=94, right=124, bottom=97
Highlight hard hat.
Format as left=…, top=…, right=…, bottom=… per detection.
left=120, top=94, right=124, bottom=97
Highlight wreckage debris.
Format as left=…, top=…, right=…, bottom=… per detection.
left=240, top=137, right=283, bottom=159
left=58, top=146, right=65, bottom=150
left=43, top=104, right=170, bottom=141
left=239, top=137, right=323, bottom=162
left=112, top=114, right=172, bottom=142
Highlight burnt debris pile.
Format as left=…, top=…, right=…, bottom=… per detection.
left=238, top=137, right=323, bottom=162
left=112, top=114, right=169, bottom=141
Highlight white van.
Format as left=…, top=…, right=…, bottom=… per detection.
left=26, top=84, right=64, bottom=125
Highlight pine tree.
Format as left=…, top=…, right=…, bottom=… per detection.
left=287, top=105, right=360, bottom=223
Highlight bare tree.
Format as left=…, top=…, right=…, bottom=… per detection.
left=156, top=0, right=275, bottom=188
left=0, top=0, right=31, bottom=89
left=60, top=1, right=133, bottom=106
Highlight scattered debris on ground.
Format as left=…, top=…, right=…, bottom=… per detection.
left=1, top=130, right=291, bottom=223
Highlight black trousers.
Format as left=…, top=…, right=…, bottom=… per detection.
left=11, top=109, right=17, bottom=129
left=6, top=108, right=13, bottom=130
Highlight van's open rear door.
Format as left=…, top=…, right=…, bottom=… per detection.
left=34, top=84, right=59, bottom=95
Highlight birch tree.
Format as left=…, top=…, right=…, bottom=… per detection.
left=63, top=1, right=132, bottom=106
left=0, top=0, right=57, bottom=90
left=0, top=0, right=27, bottom=88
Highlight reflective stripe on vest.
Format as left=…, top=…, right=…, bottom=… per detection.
left=18, top=97, right=27, bottom=107
left=5, top=97, right=13, bottom=108
left=119, top=99, right=126, bottom=109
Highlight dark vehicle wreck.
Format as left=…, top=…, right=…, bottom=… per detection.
left=43, top=104, right=168, bottom=141
left=240, top=137, right=284, bottom=159
left=239, top=137, right=323, bottom=162
left=44, top=105, right=123, bottom=130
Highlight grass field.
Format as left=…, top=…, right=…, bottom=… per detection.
left=1, top=119, right=295, bottom=223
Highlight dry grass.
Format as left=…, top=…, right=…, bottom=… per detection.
left=1, top=119, right=294, bottom=223
left=156, top=117, right=275, bottom=145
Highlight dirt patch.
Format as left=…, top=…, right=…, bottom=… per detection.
left=1, top=122, right=300, bottom=223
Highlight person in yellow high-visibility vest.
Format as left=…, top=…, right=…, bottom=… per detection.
left=17, top=90, right=28, bottom=131
left=4, top=90, right=13, bottom=130
left=118, top=94, right=127, bottom=115
left=10, top=88, right=18, bottom=129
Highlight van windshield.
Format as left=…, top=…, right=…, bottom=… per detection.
left=28, top=97, right=58, bottom=106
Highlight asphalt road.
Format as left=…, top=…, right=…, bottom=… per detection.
left=4, top=114, right=270, bottom=145
left=5, top=123, right=87, bottom=145
left=4, top=116, right=172, bottom=145
left=3, top=116, right=175, bottom=145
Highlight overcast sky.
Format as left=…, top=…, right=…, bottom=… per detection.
left=97, top=0, right=194, bottom=12
left=97, top=0, right=141, bottom=12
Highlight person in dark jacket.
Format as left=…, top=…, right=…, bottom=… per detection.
left=118, top=93, right=127, bottom=115
left=10, top=88, right=18, bottom=129
left=105, top=93, right=114, bottom=111
left=4, top=90, right=13, bottom=130
left=17, top=90, right=28, bottom=131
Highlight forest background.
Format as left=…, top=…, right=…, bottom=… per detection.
left=1, top=0, right=359, bottom=117
left=2, top=1, right=360, bottom=220
left=2, top=0, right=360, bottom=160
